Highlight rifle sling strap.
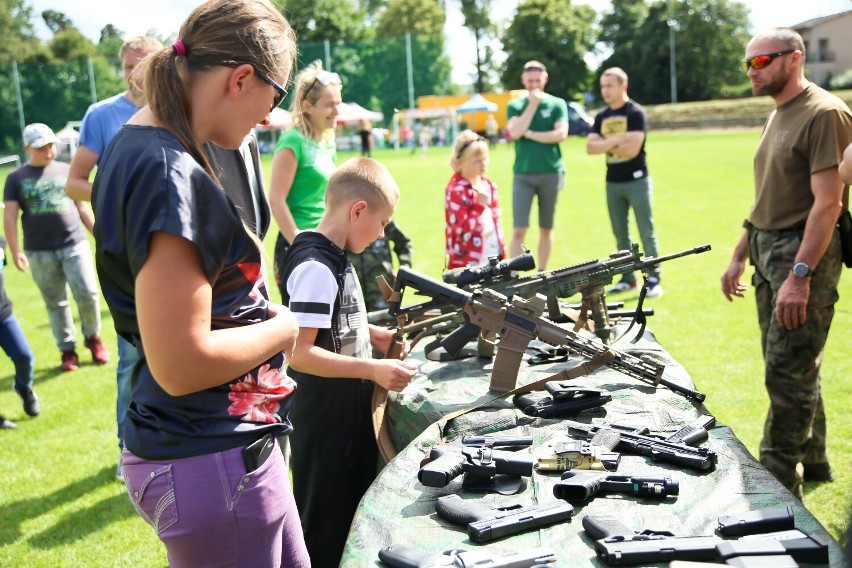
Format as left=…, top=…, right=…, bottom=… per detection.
left=371, top=384, right=398, bottom=463
left=434, top=348, right=618, bottom=437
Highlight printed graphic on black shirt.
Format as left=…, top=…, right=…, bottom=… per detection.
left=338, top=267, right=371, bottom=359
left=601, top=116, right=629, bottom=164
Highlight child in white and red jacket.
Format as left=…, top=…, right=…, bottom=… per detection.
left=444, top=129, right=506, bottom=269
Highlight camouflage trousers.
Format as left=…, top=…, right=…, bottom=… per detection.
left=749, top=227, right=842, bottom=495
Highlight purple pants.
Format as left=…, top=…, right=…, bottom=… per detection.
left=121, top=439, right=309, bottom=567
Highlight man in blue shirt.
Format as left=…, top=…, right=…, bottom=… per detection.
left=66, top=36, right=162, bottom=480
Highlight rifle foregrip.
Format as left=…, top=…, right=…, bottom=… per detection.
left=378, top=545, right=429, bottom=568
left=435, top=494, right=493, bottom=525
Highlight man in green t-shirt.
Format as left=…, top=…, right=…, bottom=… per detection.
left=506, top=61, right=568, bottom=270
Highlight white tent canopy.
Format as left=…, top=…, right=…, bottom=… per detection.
left=456, top=93, right=497, bottom=114
left=337, top=102, right=384, bottom=125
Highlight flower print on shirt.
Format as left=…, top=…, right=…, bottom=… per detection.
left=228, top=363, right=297, bottom=423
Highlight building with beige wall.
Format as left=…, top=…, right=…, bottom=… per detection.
left=792, top=9, right=852, bottom=87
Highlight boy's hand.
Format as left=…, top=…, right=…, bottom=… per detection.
left=13, top=252, right=28, bottom=272
left=370, top=325, right=411, bottom=359
left=372, top=359, right=417, bottom=392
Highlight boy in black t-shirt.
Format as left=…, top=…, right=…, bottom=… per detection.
left=3, top=123, right=108, bottom=371
left=280, top=157, right=418, bottom=568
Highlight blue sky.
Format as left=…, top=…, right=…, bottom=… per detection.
left=27, top=0, right=852, bottom=85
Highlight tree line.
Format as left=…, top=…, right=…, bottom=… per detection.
left=0, top=0, right=753, bottom=155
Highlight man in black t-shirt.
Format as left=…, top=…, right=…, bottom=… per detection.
left=587, top=67, right=662, bottom=297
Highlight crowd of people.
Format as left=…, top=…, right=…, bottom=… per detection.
left=0, top=1, right=850, bottom=563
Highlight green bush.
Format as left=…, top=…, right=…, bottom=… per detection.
left=829, top=68, right=852, bottom=90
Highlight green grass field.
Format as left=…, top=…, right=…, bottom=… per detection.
left=0, top=130, right=849, bottom=566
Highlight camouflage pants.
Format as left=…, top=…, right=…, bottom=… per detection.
left=749, top=227, right=842, bottom=494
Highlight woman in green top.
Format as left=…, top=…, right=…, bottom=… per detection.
left=269, top=61, right=342, bottom=296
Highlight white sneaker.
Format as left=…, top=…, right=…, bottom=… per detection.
left=115, top=453, right=124, bottom=482
left=645, top=283, right=664, bottom=298
left=607, top=280, right=639, bottom=294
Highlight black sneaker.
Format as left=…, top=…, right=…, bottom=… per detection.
left=803, top=462, right=833, bottom=482
left=16, top=387, right=40, bottom=417
left=0, top=414, right=16, bottom=429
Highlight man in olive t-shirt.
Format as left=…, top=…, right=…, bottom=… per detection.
left=720, top=28, right=852, bottom=497
left=506, top=61, right=568, bottom=270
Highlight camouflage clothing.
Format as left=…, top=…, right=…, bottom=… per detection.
left=347, top=220, right=413, bottom=311
left=749, top=227, right=842, bottom=495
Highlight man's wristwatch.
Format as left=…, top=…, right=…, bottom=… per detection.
left=791, top=262, right=812, bottom=278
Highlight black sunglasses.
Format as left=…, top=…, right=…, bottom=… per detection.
left=253, top=66, right=287, bottom=110
left=523, top=65, right=546, bottom=73
left=741, top=49, right=796, bottom=73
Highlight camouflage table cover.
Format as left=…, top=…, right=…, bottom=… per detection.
left=342, top=326, right=847, bottom=567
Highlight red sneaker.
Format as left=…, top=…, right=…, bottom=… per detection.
left=61, top=350, right=80, bottom=371
left=84, top=335, right=109, bottom=365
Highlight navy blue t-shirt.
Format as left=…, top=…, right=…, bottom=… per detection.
left=591, top=99, right=648, bottom=183
left=92, top=125, right=294, bottom=460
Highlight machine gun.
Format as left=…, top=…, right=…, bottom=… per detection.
left=434, top=494, right=574, bottom=543
left=566, top=418, right=717, bottom=472
left=378, top=544, right=556, bottom=568
left=384, top=267, right=707, bottom=400
left=508, top=244, right=710, bottom=343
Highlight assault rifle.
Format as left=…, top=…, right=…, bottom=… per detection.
left=434, top=494, right=574, bottom=543
left=378, top=544, right=556, bottom=568
left=566, top=418, right=718, bottom=472
left=443, top=243, right=710, bottom=343
left=384, top=267, right=707, bottom=400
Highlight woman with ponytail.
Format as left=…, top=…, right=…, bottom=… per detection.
left=90, top=1, right=309, bottom=566
left=268, top=61, right=342, bottom=298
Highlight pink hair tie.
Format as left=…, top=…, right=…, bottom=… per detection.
left=172, top=40, right=187, bottom=57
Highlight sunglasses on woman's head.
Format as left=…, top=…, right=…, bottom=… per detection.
left=305, top=71, right=342, bottom=94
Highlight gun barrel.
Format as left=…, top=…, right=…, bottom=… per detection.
left=634, top=244, right=711, bottom=272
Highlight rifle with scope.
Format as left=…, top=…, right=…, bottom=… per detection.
left=443, top=243, right=710, bottom=343
left=383, top=266, right=706, bottom=399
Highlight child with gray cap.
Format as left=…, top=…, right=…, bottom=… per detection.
left=3, top=123, right=108, bottom=372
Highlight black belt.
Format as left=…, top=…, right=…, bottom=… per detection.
left=743, top=219, right=806, bottom=234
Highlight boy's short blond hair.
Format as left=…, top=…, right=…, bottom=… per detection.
left=326, top=157, right=399, bottom=211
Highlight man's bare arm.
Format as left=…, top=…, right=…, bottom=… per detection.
left=506, top=92, right=543, bottom=140
left=66, top=145, right=99, bottom=202
left=774, top=166, right=844, bottom=330
left=525, top=120, right=568, bottom=144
